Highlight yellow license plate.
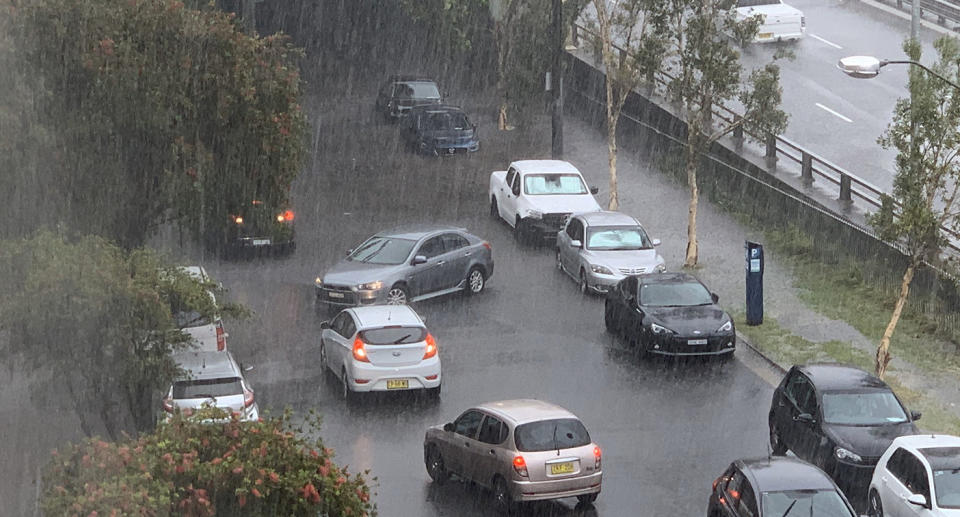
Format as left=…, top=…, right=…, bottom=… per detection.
left=759, top=32, right=773, bottom=39
left=386, top=379, right=409, bottom=389
left=550, top=462, right=575, bottom=475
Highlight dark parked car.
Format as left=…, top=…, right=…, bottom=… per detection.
left=400, top=104, right=479, bottom=156
left=603, top=272, right=736, bottom=358
left=768, top=363, right=921, bottom=502
left=224, top=200, right=295, bottom=257
left=375, top=75, right=443, bottom=121
left=707, top=456, right=857, bottom=517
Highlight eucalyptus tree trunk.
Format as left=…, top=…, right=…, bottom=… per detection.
left=683, top=131, right=699, bottom=267
left=876, top=261, right=916, bottom=378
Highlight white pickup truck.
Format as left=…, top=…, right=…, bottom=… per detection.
left=736, top=0, right=804, bottom=43
left=489, top=160, right=602, bottom=244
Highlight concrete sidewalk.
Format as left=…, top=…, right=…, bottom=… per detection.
left=560, top=114, right=960, bottom=427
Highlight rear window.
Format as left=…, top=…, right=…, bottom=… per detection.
left=361, top=326, right=427, bottom=345
left=175, top=310, right=211, bottom=329
left=514, top=418, right=591, bottom=452
left=173, top=377, right=242, bottom=399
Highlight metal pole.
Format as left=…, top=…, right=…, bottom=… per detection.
left=551, top=0, right=564, bottom=159
left=910, top=0, right=920, bottom=213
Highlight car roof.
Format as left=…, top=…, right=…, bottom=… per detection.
left=738, top=457, right=838, bottom=493
left=173, top=351, right=241, bottom=381
left=637, top=272, right=699, bottom=285
left=408, top=104, right=464, bottom=114
left=577, top=210, right=639, bottom=227
left=349, top=305, right=424, bottom=329
left=510, top=160, right=582, bottom=175
left=475, top=399, right=579, bottom=426
left=387, top=75, right=436, bottom=83
left=890, top=434, right=960, bottom=453
left=796, top=363, right=890, bottom=391
left=375, top=224, right=469, bottom=241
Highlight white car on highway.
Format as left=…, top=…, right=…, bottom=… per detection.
left=869, top=434, right=960, bottom=517
left=319, top=305, right=441, bottom=401
left=489, top=160, right=601, bottom=245
left=736, top=0, right=805, bottom=43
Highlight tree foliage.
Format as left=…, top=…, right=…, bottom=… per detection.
left=871, top=37, right=960, bottom=377
left=0, top=231, right=235, bottom=437
left=41, top=409, right=376, bottom=516
left=7, top=0, right=306, bottom=248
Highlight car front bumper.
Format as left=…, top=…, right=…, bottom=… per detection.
left=315, top=285, right=384, bottom=307
left=510, top=471, right=602, bottom=502
left=645, top=332, right=736, bottom=356
left=348, top=358, right=441, bottom=393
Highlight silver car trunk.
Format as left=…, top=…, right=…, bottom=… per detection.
left=173, top=393, right=245, bottom=414
left=365, top=341, right=426, bottom=367
left=522, top=444, right=595, bottom=483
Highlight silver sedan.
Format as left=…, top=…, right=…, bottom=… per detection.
left=315, top=225, right=494, bottom=308
left=556, top=211, right=665, bottom=294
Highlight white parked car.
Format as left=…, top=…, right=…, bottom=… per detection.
left=489, top=160, right=601, bottom=245
left=869, top=434, right=960, bottom=517
left=736, top=0, right=805, bottom=43
left=556, top=211, right=665, bottom=294
left=162, top=350, right=258, bottom=423
left=319, top=305, right=441, bottom=401
left=176, top=266, right=227, bottom=352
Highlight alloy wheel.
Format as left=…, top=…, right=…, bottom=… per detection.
left=868, top=490, right=884, bottom=517
left=319, top=342, right=327, bottom=371
left=425, top=446, right=448, bottom=484
left=493, top=477, right=512, bottom=513
left=579, top=270, right=588, bottom=294
left=468, top=269, right=484, bottom=294
left=490, top=198, right=498, bottom=218
left=341, top=368, right=350, bottom=401
left=386, top=286, right=408, bottom=305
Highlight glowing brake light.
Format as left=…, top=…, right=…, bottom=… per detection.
left=423, top=333, right=438, bottom=359
left=243, top=388, right=255, bottom=408
left=216, top=323, right=226, bottom=351
left=513, top=455, right=528, bottom=477
left=594, top=445, right=602, bottom=469
left=352, top=337, right=370, bottom=362
left=283, top=210, right=294, bottom=221
left=233, top=216, right=244, bottom=225
left=482, top=242, right=491, bottom=251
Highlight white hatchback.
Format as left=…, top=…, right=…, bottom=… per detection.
left=869, top=434, right=960, bottom=517
left=319, top=305, right=441, bottom=401
left=736, top=0, right=804, bottom=43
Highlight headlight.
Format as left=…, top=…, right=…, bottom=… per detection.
left=655, top=263, right=666, bottom=273
left=315, top=277, right=323, bottom=287
left=356, top=281, right=383, bottom=291
left=650, top=323, right=674, bottom=334
left=834, top=447, right=863, bottom=463
left=717, top=320, right=733, bottom=332
left=590, top=264, right=614, bottom=275
left=526, top=209, right=543, bottom=219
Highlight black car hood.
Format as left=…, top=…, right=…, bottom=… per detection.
left=824, top=421, right=918, bottom=458
left=645, top=305, right=727, bottom=335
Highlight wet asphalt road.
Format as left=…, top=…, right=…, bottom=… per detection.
left=204, top=95, right=781, bottom=516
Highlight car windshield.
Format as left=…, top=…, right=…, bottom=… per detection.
left=762, top=490, right=852, bottom=517
left=639, top=281, right=713, bottom=307
left=514, top=418, right=591, bottom=452
left=821, top=390, right=909, bottom=425
left=347, top=236, right=417, bottom=265
left=738, top=0, right=782, bottom=7
left=396, top=81, right=440, bottom=99
left=360, top=326, right=427, bottom=345
left=933, top=468, right=960, bottom=509
left=586, top=226, right=652, bottom=250
left=173, top=377, right=243, bottom=399
left=523, top=174, right=588, bottom=195
left=425, top=111, right=470, bottom=131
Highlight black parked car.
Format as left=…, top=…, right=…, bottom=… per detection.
left=224, top=200, right=295, bottom=257
left=603, top=272, right=736, bottom=358
left=374, top=75, right=443, bottom=121
left=400, top=105, right=479, bottom=156
left=708, top=456, right=857, bottom=517
left=768, top=363, right=920, bottom=501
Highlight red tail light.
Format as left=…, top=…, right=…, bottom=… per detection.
left=162, top=397, right=174, bottom=413
left=283, top=210, right=294, bottom=221
left=352, top=337, right=370, bottom=362
left=482, top=241, right=491, bottom=251
left=594, top=445, right=602, bottom=469
left=513, top=455, right=528, bottom=477
left=243, top=388, right=255, bottom=408
left=423, top=333, right=438, bottom=360
left=216, top=323, right=226, bottom=351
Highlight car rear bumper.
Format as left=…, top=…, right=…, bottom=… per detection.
left=349, top=360, right=441, bottom=393
left=510, top=471, right=602, bottom=502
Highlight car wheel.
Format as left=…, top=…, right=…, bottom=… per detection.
left=513, top=217, right=525, bottom=244
left=577, top=493, right=598, bottom=505
left=555, top=248, right=564, bottom=271
left=578, top=269, right=589, bottom=295
left=490, top=197, right=499, bottom=219
left=868, top=489, right=884, bottom=517
left=319, top=341, right=328, bottom=372
left=424, top=445, right=449, bottom=485
left=341, top=368, right=355, bottom=403
left=386, top=284, right=408, bottom=305
left=466, top=267, right=485, bottom=295
left=769, top=422, right=788, bottom=455
left=492, top=476, right=514, bottom=514
left=604, top=305, right=617, bottom=334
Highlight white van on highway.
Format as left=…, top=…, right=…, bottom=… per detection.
left=736, top=0, right=805, bottom=43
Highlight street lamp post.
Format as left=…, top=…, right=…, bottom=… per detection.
left=837, top=56, right=960, bottom=90
left=551, top=0, right=564, bottom=159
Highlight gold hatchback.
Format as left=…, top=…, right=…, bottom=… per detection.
left=423, top=399, right=602, bottom=512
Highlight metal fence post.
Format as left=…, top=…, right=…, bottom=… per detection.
left=801, top=151, right=813, bottom=185
left=840, top=174, right=852, bottom=202
left=765, top=134, right=777, bottom=161
left=733, top=115, right=743, bottom=140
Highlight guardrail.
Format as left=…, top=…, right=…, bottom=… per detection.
left=569, top=22, right=960, bottom=252
left=880, top=0, right=960, bottom=28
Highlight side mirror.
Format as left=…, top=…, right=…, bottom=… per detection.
left=412, top=255, right=428, bottom=265
left=320, top=321, right=331, bottom=330
left=911, top=410, right=923, bottom=421
left=443, top=422, right=454, bottom=432
left=243, top=365, right=255, bottom=372
left=589, top=186, right=599, bottom=195
left=346, top=248, right=354, bottom=256
left=711, top=293, right=719, bottom=303
left=570, top=240, right=582, bottom=248
left=652, top=238, right=661, bottom=246
left=795, top=413, right=815, bottom=425
left=907, top=493, right=928, bottom=508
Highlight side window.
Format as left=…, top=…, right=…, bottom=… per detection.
left=511, top=174, right=521, bottom=196
left=565, top=218, right=577, bottom=239
left=725, top=470, right=746, bottom=507
left=440, top=233, right=468, bottom=252
left=417, top=236, right=445, bottom=259
left=331, top=312, right=349, bottom=337
left=453, top=410, right=484, bottom=439
left=785, top=373, right=815, bottom=414
left=477, top=415, right=506, bottom=445
left=902, top=452, right=931, bottom=498
left=738, top=482, right=758, bottom=517
left=342, top=315, right=357, bottom=338
left=573, top=220, right=584, bottom=242
left=887, top=448, right=910, bottom=482
left=505, top=168, right=516, bottom=187
left=621, top=276, right=638, bottom=300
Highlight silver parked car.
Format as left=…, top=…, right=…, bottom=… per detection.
left=162, top=350, right=258, bottom=423
left=423, top=399, right=602, bottom=512
left=556, top=211, right=665, bottom=294
left=315, top=225, right=494, bottom=308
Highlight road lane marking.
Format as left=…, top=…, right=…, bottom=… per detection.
left=809, top=33, right=842, bottom=49
left=815, top=102, right=853, bottom=123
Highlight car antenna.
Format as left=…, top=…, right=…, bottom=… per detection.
left=766, top=440, right=772, bottom=461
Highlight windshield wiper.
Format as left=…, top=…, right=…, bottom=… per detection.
left=392, top=334, right=412, bottom=344
left=780, top=499, right=798, bottom=517
left=359, top=240, right=389, bottom=263
left=553, top=424, right=560, bottom=455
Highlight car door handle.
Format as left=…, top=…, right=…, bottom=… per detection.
left=463, top=442, right=470, bottom=448
left=488, top=449, right=496, bottom=455
left=464, top=252, right=472, bottom=257
left=436, top=261, right=445, bottom=266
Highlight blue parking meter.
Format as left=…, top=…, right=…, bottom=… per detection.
left=745, top=241, right=763, bottom=326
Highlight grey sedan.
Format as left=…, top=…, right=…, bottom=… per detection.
left=315, top=225, right=494, bottom=308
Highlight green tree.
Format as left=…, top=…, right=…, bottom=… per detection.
left=665, top=0, right=788, bottom=266
left=41, top=410, right=376, bottom=516
left=9, top=0, right=306, bottom=249
left=872, top=37, right=960, bottom=378
left=0, top=231, right=237, bottom=437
